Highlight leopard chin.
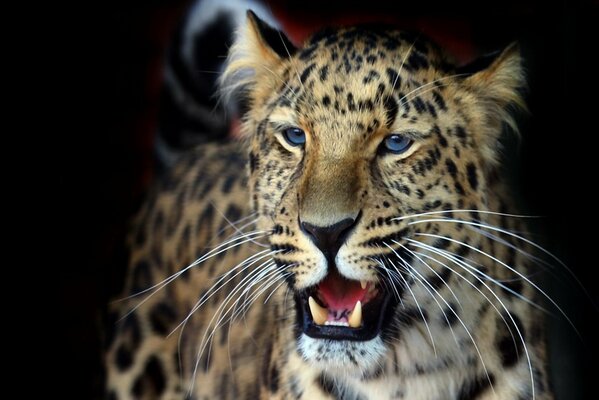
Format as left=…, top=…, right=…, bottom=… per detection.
left=298, top=334, right=387, bottom=377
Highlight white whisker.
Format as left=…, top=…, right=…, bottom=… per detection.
left=370, top=256, right=405, bottom=307
left=188, top=261, right=278, bottom=394
left=201, top=264, right=292, bottom=369
left=397, top=261, right=499, bottom=399
left=409, top=244, right=523, bottom=359
left=261, top=64, right=298, bottom=103
left=384, top=247, right=437, bottom=356
left=119, top=230, right=269, bottom=302
left=117, top=232, right=271, bottom=321
left=472, top=226, right=552, bottom=269
left=408, top=239, right=535, bottom=399
left=176, top=254, right=282, bottom=370
left=386, top=244, right=495, bottom=390
left=264, top=271, right=292, bottom=304
left=276, top=30, right=304, bottom=91
left=417, top=232, right=579, bottom=339
left=396, top=251, right=462, bottom=348
left=391, top=36, right=419, bottom=93
left=411, top=217, right=596, bottom=309
left=393, top=208, right=539, bottom=223
left=211, top=203, right=267, bottom=248
left=214, top=212, right=258, bottom=238
left=411, top=236, right=546, bottom=311
left=233, top=265, right=288, bottom=320
left=178, top=253, right=280, bottom=335
left=393, top=240, right=462, bottom=309
left=398, top=74, right=469, bottom=105
left=411, top=247, right=517, bottom=343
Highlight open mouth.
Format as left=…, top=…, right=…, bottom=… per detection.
left=295, top=268, right=397, bottom=341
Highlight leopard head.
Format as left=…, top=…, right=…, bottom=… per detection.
left=221, top=11, right=524, bottom=376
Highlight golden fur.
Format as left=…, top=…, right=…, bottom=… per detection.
left=106, top=12, right=551, bottom=399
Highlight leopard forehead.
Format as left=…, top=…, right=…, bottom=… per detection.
left=263, top=27, right=452, bottom=142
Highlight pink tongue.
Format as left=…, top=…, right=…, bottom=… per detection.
left=318, top=271, right=367, bottom=311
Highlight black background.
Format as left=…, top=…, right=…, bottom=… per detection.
left=61, top=0, right=598, bottom=398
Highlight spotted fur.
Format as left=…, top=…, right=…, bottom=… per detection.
left=106, top=11, right=552, bottom=400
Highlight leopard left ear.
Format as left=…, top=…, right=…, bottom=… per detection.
left=460, top=43, right=527, bottom=164
left=462, top=43, right=526, bottom=110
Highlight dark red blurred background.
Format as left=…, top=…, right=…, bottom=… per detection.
left=61, top=1, right=598, bottom=398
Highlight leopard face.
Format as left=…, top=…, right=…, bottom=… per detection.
left=222, top=13, right=524, bottom=378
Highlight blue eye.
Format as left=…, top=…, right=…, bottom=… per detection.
left=381, top=134, right=413, bottom=154
left=283, top=127, right=306, bottom=146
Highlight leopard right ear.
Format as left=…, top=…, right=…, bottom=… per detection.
left=245, top=10, right=297, bottom=61
left=219, top=10, right=296, bottom=110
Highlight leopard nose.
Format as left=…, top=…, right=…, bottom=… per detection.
left=300, top=214, right=360, bottom=261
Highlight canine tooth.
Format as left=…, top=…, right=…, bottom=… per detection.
left=308, top=296, right=328, bottom=325
left=348, top=300, right=362, bottom=328
left=360, top=280, right=367, bottom=289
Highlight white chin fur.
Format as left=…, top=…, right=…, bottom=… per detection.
left=298, top=334, right=386, bottom=377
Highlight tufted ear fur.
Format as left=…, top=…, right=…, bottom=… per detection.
left=460, top=43, right=527, bottom=164
left=219, top=10, right=296, bottom=124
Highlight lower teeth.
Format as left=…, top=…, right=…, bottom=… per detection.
left=324, top=321, right=349, bottom=327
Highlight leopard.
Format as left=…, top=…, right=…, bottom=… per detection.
left=106, top=11, right=553, bottom=399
